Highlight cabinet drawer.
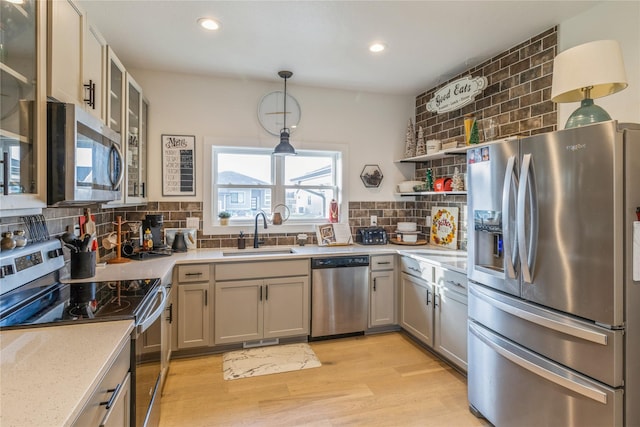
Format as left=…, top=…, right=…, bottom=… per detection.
left=435, top=267, right=467, bottom=294
left=400, top=256, right=434, bottom=282
left=178, top=264, right=210, bottom=282
left=215, top=259, right=309, bottom=281
left=371, top=254, right=395, bottom=271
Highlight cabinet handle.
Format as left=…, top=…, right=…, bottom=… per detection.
left=204, top=289, right=208, bottom=306
left=377, top=261, right=391, bottom=265
left=100, top=382, right=122, bottom=410
left=446, top=280, right=465, bottom=288
left=259, top=286, right=263, bottom=301
left=373, top=277, right=377, bottom=291
left=84, top=80, right=96, bottom=109
left=426, top=289, right=431, bottom=305
left=265, top=285, right=269, bottom=300
left=166, top=303, right=173, bottom=323
left=185, top=272, right=203, bottom=276
left=434, top=293, right=440, bottom=307
left=141, top=182, right=146, bottom=198
left=1, top=152, right=8, bottom=195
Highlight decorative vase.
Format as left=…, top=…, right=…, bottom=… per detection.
left=220, top=218, right=229, bottom=226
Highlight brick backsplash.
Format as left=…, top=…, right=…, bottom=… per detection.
left=1, top=28, right=557, bottom=258
left=416, top=26, right=557, bottom=144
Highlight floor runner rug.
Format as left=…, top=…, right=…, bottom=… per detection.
left=222, top=343, right=321, bottom=380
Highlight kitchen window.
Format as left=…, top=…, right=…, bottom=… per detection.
left=203, top=143, right=344, bottom=234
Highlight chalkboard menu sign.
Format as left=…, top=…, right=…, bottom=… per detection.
left=162, top=134, right=196, bottom=196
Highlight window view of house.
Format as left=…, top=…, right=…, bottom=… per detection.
left=214, top=147, right=340, bottom=223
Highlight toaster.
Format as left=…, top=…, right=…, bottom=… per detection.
left=357, top=227, right=388, bottom=245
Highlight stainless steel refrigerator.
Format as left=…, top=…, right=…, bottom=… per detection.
left=466, top=121, right=640, bottom=426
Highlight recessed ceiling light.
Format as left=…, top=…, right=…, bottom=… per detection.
left=198, top=18, right=220, bottom=31
left=369, top=43, right=386, bottom=53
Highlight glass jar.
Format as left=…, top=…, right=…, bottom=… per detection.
left=13, top=229, right=27, bottom=247
left=1, top=232, right=16, bottom=251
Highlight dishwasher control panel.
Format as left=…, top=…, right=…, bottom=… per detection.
left=311, top=256, right=370, bottom=269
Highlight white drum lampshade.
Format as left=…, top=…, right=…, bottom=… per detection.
left=551, top=40, right=628, bottom=128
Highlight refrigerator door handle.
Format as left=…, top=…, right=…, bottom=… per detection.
left=470, top=285, right=608, bottom=345
left=502, top=155, right=518, bottom=279
left=469, top=322, right=608, bottom=404
left=517, top=153, right=538, bottom=283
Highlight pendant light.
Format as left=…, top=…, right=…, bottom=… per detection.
left=273, top=70, right=297, bottom=156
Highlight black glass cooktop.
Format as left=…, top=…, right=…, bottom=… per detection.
left=0, top=278, right=160, bottom=329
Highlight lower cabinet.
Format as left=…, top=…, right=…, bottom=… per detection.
left=177, top=282, right=211, bottom=348
left=176, top=264, right=212, bottom=349
left=399, top=255, right=468, bottom=371
left=369, top=254, right=396, bottom=327
left=72, top=338, right=131, bottom=426
left=434, top=285, right=468, bottom=370
left=214, top=276, right=309, bottom=344
left=400, top=271, right=434, bottom=347
left=434, top=267, right=468, bottom=371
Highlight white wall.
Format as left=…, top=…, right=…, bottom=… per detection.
left=558, top=1, right=640, bottom=126
left=128, top=69, right=414, bottom=202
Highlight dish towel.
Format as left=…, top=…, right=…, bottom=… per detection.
left=634, top=222, right=640, bottom=281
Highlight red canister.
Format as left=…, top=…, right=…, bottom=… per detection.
left=434, top=177, right=452, bottom=192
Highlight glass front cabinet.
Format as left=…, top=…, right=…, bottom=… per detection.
left=124, top=74, right=147, bottom=204
left=0, top=0, right=46, bottom=210
left=104, top=47, right=147, bottom=206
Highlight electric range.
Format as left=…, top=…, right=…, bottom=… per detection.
left=0, top=240, right=160, bottom=329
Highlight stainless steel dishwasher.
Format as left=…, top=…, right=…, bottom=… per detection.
left=311, top=255, right=370, bottom=338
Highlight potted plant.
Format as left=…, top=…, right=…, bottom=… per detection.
left=218, top=211, right=231, bottom=225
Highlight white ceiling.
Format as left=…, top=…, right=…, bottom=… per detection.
left=78, top=1, right=599, bottom=95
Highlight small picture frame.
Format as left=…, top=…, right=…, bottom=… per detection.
left=360, top=164, right=383, bottom=188
left=162, top=134, right=196, bottom=196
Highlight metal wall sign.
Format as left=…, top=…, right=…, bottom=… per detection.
left=426, top=76, right=488, bottom=114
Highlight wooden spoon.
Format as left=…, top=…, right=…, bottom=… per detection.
left=85, top=208, right=96, bottom=236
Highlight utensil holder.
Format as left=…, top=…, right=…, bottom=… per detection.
left=71, top=251, right=96, bottom=279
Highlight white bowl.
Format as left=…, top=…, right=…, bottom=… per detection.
left=397, top=222, right=417, bottom=232
left=397, top=181, right=423, bottom=193
left=402, top=233, right=418, bottom=243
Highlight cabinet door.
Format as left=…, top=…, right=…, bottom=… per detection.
left=263, top=277, right=309, bottom=339
left=370, top=270, right=396, bottom=327
left=48, top=0, right=83, bottom=104
left=214, top=280, right=263, bottom=344
left=106, top=47, right=125, bottom=134
left=435, top=288, right=468, bottom=371
left=1, top=0, right=46, bottom=208
left=99, top=372, right=131, bottom=427
left=177, top=283, right=210, bottom=349
left=83, top=22, right=106, bottom=121
left=124, top=74, right=145, bottom=203
left=400, top=272, right=434, bottom=346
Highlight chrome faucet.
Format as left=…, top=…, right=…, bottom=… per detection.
left=254, top=211, right=268, bottom=248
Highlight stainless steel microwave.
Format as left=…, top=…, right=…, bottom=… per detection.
left=47, top=102, right=123, bottom=205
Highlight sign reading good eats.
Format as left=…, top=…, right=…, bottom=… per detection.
left=426, top=76, right=488, bottom=114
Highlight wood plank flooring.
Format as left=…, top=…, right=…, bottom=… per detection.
left=159, top=332, right=489, bottom=426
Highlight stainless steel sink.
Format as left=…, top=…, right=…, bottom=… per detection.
left=222, top=248, right=295, bottom=257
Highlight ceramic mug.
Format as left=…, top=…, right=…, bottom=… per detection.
left=102, top=232, right=117, bottom=250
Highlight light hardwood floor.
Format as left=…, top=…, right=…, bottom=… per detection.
left=159, top=332, right=489, bottom=426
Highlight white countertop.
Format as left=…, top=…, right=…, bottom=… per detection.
left=66, top=243, right=466, bottom=282
left=0, top=320, right=134, bottom=427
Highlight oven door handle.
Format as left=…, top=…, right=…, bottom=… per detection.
left=137, top=286, right=167, bottom=334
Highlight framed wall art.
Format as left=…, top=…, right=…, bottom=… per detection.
left=162, top=134, right=196, bottom=196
